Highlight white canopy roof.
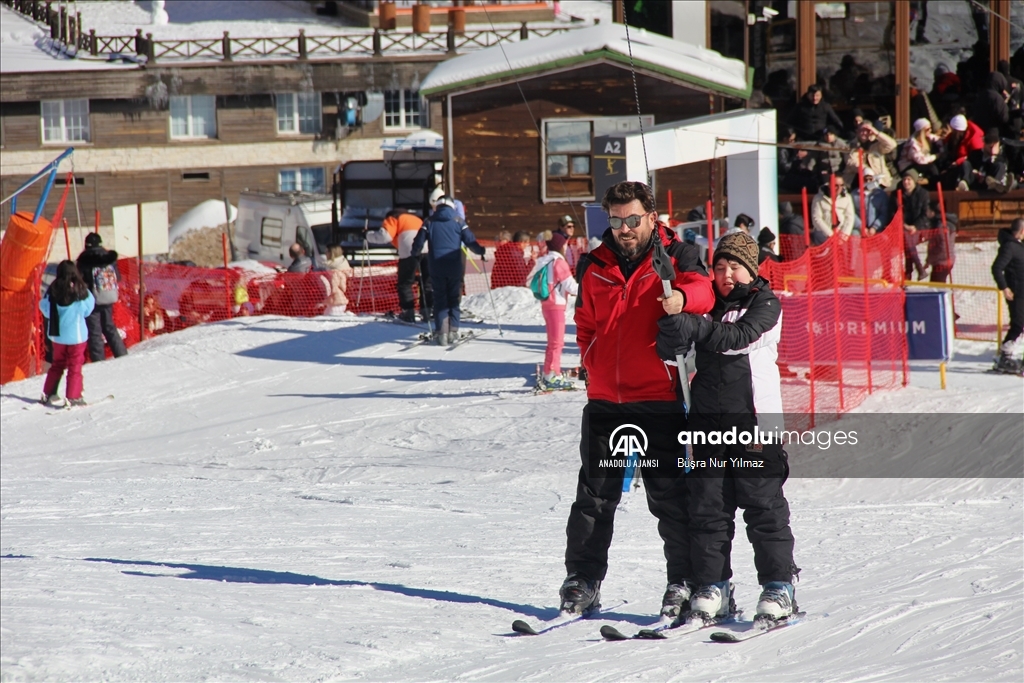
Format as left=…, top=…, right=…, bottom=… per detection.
left=420, top=23, right=751, bottom=99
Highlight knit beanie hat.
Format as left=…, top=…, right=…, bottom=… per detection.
left=757, top=227, right=776, bottom=247
left=949, top=114, right=968, bottom=132
left=714, top=232, right=760, bottom=278
left=546, top=232, right=567, bottom=253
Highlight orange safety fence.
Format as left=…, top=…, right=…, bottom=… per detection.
left=760, top=212, right=908, bottom=429
left=0, top=171, right=72, bottom=384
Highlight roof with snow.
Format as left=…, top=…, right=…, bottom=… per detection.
left=0, top=5, right=139, bottom=74
left=420, top=23, right=752, bottom=100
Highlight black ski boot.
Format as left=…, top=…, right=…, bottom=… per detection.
left=559, top=573, right=601, bottom=615
left=993, top=352, right=1023, bottom=375
left=660, top=581, right=694, bottom=620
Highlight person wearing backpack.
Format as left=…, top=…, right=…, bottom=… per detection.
left=38, top=261, right=95, bottom=406
left=76, top=232, right=127, bottom=362
left=526, top=231, right=578, bottom=391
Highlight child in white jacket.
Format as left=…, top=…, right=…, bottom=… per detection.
left=39, top=261, right=96, bottom=406
left=528, top=232, right=579, bottom=390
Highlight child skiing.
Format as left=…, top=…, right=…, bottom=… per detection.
left=527, top=231, right=578, bottom=391
left=39, top=260, right=96, bottom=407
left=656, top=232, right=800, bottom=623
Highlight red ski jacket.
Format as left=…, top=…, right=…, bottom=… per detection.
left=575, top=226, right=714, bottom=404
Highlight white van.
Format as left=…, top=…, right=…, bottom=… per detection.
left=233, top=150, right=442, bottom=267
left=235, top=190, right=329, bottom=267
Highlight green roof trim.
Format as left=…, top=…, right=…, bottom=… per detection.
left=420, top=48, right=752, bottom=100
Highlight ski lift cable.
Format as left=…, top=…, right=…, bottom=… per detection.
left=622, top=19, right=651, bottom=187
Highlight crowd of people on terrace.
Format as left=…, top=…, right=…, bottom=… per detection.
left=768, top=55, right=1022, bottom=224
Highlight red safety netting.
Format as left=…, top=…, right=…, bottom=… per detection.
left=909, top=227, right=1007, bottom=343
left=12, top=223, right=917, bottom=430
left=760, top=212, right=908, bottom=428
left=487, top=237, right=589, bottom=289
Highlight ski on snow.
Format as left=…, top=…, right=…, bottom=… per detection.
left=28, top=394, right=115, bottom=411
left=511, top=600, right=627, bottom=636
left=377, top=314, right=429, bottom=331
left=709, top=612, right=805, bottom=642
left=447, top=330, right=485, bottom=350
left=600, top=610, right=742, bottom=641
left=400, top=330, right=485, bottom=352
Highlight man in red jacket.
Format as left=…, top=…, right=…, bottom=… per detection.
left=559, top=181, right=714, bottom=618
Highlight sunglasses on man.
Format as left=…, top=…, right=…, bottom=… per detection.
left=607, top=213, right=651, bottom=230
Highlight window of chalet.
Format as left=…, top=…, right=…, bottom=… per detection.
left=276, top=93, right=322, bottom=135
left=170, top=95, right=217, bottom=139
left=279, top=167, right=326, bottom=194
left=383, top=90, right=425, bottom=130
left=41, top=99, right=90, bottom=144
left=541, top=116, right=653, bottom=202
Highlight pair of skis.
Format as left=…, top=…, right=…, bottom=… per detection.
left=25, top=394, right=115, bottom=411
left=511, top=607, right=803, bottom=642
left=403, top=330, right=486, bottom=351
left=601, top=611, right=804, bottom=643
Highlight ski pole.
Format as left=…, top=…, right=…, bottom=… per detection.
left=651, top=236, right=693, bottom=475
left=463, top=245, right=503, bottom=336
left=650, top=238, right=692, bottom=410
left=622, top=444, right=639, bottom=493
left=417, top=261, right=433, bottom=336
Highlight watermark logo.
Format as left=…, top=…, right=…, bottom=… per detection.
left=609, top=423, right=648, bottom=458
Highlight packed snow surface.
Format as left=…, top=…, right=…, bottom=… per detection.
left=1, top=310, right=1021, bottom=681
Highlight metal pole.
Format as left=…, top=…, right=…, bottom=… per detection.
left=829, top=172, right=837, bottom=233
left=858, top=149, right=867, bottom=232
left=801, top=186, right=810, bottom=248
left=860, top=215, right=873, bottom=394
left=706, top=199, right=713, bottom=266
left=137, top=203, right=145, bottom=337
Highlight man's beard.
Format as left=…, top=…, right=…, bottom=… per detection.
left=615, top=232, right=653, bottom=260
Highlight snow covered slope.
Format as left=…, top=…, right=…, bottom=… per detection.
left=1, top=311, right=1021, bottom=681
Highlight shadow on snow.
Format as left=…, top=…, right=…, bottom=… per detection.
left=234, top=319, right=544, bottom=385
left=82, top=557, right=559, bottom=619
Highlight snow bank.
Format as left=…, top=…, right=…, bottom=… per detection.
left=168, top=199, right=237, bottom=245
left=462, top=286, right=543, bottom=325
left=227, top=259, right=276, bottom=275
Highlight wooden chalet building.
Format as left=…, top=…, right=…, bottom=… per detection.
left=420, top=23, right=752, bottom=238
left=0, top=1, right=576, bottom=229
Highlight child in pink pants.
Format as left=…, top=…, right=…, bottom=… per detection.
left=529, top=232, right=579, bottom=389
left=39, top=261, right=96, bottom=406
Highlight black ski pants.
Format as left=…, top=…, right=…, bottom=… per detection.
left=429, top=270, right=463, bottom=332
left=397, top=254, right=431, bottom=313
left=1002, top=287, right=1024, bottom=346
left=86, top=304, right=127, bottom=362
left=564, top=400, right=691, bottom=583
left=687, top=425, right=796, bottom=587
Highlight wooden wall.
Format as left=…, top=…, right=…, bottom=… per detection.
left=446, top=63, right=719, bottom=239
left=0, top=164, right=332, bottom=229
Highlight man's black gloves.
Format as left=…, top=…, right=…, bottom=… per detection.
left=656, top=313, right=709, bottom=361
